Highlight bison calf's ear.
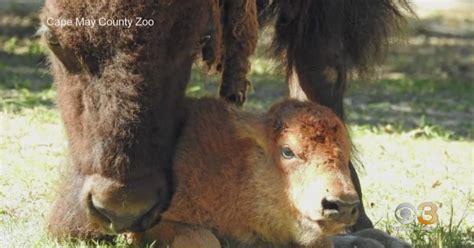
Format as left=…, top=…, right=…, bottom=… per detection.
left=40, top=25, right=81, bottom=73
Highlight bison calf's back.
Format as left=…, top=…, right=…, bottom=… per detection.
left=133, top=98, right=359, bottom=247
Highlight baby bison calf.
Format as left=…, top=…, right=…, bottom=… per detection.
left=131, top=98, right=359, bottom=247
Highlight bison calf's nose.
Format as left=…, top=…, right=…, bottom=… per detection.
left=321, top=197, right=359, bottom=223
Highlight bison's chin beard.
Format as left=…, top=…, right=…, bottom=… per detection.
left=293, top=216, right=350, bottom=245
left=316, top=220, right=350, bottom=235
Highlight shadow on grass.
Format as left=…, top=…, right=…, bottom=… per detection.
left=187, top=66, right=472, bottom=140
left=0, top=4, right=51, bottom=92
left=0, top=50, right=51, bottom=90
left=0, top=48, right=54, bottom=112
left=346, top=78, right=473, bottom=140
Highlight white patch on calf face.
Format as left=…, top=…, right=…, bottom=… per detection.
left=287, top=165, right=327, bottom=220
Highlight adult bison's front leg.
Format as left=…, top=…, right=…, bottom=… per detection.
left=219, top=0, right=258, bottom=106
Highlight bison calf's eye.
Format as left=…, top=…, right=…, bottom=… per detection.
left=281, top=147, right=296, bottom=159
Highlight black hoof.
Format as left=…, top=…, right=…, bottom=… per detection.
left=223, top=91, right=246, bottom=107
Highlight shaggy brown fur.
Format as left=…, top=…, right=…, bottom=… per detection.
left=218, top=0, right=258, bottom=105
left=199, top=0, right=258, bottom=105
left=265, top=0, right=412, bottom=116
left=41, top=0, right=223, bottom=238
left=129, top=98, right=359, bottom=247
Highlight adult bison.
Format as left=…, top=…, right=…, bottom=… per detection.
left=40, top=0, right=411, bottom=240
left=41, top=0, right=229, bottom=238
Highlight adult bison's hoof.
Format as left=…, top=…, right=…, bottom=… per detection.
left=223, top=91, right=246, bottom=107
left=219, top=79, right=250, bottom=107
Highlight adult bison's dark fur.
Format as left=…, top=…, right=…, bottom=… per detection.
left=41, top=0, right=227, bottom=239
left=262, top=0, right=412, bottom=116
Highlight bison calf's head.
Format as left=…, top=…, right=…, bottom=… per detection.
left=264, top=101, right=359, bottom=243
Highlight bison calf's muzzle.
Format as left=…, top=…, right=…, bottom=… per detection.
left=81, top=174, right=169, bottom=234
left=321, top=196, right=359, bottom=224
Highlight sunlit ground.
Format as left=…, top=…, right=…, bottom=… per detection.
left=413, top=0, right=473, bottom=17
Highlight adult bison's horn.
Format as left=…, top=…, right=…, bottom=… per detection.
left=39, top=24, right=81, bottom=73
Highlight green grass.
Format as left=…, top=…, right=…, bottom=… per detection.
left=1, top=11, right=473, bottom=248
